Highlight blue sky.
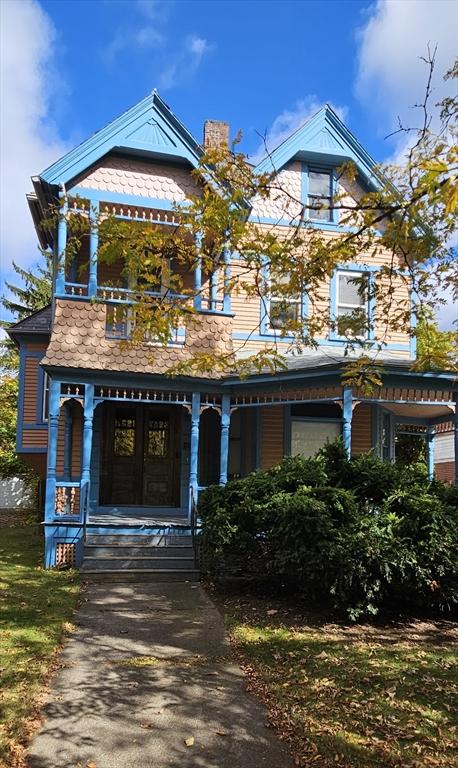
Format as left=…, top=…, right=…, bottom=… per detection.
left=0, top=0, right=456, bottom=327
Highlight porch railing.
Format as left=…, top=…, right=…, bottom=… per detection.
left=54, top=481, right=80, bottom=516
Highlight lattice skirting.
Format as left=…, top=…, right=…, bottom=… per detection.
left=55, top=542, right=77, bottom=567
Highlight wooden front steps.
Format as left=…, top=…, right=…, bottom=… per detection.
left=81, top=532, right=200, bottom=582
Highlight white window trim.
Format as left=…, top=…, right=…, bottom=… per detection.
left=308, top=168, right=333, bottom=223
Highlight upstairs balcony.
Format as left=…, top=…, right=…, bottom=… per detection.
left=54, top=198, right=232, bottom=318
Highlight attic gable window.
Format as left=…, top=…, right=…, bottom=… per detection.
left=308, top=169, right=333, bottom=222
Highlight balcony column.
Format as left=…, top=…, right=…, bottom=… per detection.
left=426, top=426, right=435, bottom=481
left=342, top=386, right=353, bottom=458
left=80, top=384, right=94, bottom=519
left=45, top=378, right=61, bottom=522
left=56, top=193, right=67, bottom=296
left=454, top=392, right=458, bottom=487
left=189, top=392, right=201, bottom=511
left=194, top=232, right=202, bottom=311
left=219, top=395, right=231, bottom=485
left=88, top=200, right=99, bottom=298
left=209, top=269, right=218, bottom=311
left=222, top=246, right=231, bottom=313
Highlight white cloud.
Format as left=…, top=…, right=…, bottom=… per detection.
left=102, top=26, right=165, bottom=65
left=0, top=0, right=69, bottom=287
left=158, top=35, right=212, bottom=90
left=251, top=96, right=348, bottom=164
left=356, top=0, right=458, bottom=143
left=356, top=0, right=458, bottom=330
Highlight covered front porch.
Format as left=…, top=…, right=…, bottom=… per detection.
left=42, top=363, right=457, bottom=568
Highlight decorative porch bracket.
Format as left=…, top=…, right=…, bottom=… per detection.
left=342, top=386, right=353, bottom=458
left=219, top=394, right=231, bottom=485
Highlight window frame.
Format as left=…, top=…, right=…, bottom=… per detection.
left=330, top=265, right=377, bottom=342
left=290, top=416, right=343, bottom=459
left=302, top=164, right=338, bottom=225
left=260, top=261, right=308, bottom=338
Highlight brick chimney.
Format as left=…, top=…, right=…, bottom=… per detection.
left=203, top=119, right=230, bottom=149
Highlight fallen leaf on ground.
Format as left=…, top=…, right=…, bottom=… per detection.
left=185, top=736, right=195, bottom=747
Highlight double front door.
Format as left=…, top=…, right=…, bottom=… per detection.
left=101, top=404, right=181, bottom=507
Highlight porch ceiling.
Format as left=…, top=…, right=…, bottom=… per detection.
left=383, top=402, right=455, bottom=420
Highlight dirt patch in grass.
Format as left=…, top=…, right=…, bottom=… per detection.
left=215, top=590, right=458, bottom=768
left=0, top=524, right=80, bottom=768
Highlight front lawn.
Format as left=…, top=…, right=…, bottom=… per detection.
left=222, top=594, right=458, bottom=768
left=0, top=515, right=80, bottom=768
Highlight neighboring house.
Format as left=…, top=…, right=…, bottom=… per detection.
left=8, top=93, right=457, bottom=572
left=435, top=422, right=456, bottom=484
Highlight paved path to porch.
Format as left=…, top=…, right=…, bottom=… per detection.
left=29, top=582, right=293, bottom=768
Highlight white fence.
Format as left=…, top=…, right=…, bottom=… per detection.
left=0, top=477, right=34, bottom=509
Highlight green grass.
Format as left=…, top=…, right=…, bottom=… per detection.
left=222, top=595, right=458, bottom=768
left=0, top=521, right=80, bottom=768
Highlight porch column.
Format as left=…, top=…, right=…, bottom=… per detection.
left=189, top=392, right=201, bottom=506
left=80, top=384, right=95, bottom=518
left=194, top=232, right=202, bottom=311
left=88, top=200, right=99, bottom=298
left=45, top=378, right=60, bottom=522
left=209, top=269, right=218, bottom=311
left=426, top=426, right=435, bottom=481
left=56, top=193, right=67, bottom=296
left=342, top=386, right=353, bottom=458
left=219, top=395, right=231, bottom=485
left=454, top=392, right=458, bottom=487
left=63, top=403, right=73, bottom=480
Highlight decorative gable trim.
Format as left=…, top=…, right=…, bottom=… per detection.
left=255, top=105, right=382, bottom=191
left=40, top=92, right=202, bottom=187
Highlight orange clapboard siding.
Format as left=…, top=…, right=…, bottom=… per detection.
left=260, top=406, right=284, bottom=469
left=23, top=357, right=40, bottom=422
left=435, top=462, right=454, bottom=484
left=22, top=429, right=48, bottom=448
left=351, top=404, right=373, bottom=455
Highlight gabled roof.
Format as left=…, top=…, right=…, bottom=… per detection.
left=40, top=91, right=203, bottom=187
left=7, top=305, right=52, bottom=339
left=256, top=105, right=382, bottom=189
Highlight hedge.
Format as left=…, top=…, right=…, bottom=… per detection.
left=199, top=442, right=458, bottom=619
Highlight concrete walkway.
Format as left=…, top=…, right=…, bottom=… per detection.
left=29, top=583, right=293, bottom=768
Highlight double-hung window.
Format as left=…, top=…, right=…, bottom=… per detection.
left=308, top=169, right=333, bottom=222
left=335, top=270, right=370, bottom=338
left=268, top=270, right=301, bottom=332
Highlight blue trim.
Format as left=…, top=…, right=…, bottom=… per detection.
left=189, top=392, right=200, bottom=512
left=342, top=386, right=353, bottom=457
left=41, top=92, right=202, bottom=186
left=194, top=233, right=202, bottom=311
left=255, top=104, right=382, bottom=193
left=88, top=200, right=99, bottom=298
left=56, top=196, right=67, bottom=296
left=219, top=394, right=231, bottom=484
left=426, top=427, right=435, bottom=479
left=231, top=330, right=410, bottom=351
left=248, top=215, right=359, bottom=232
left=17, top=447, right=47, bottom=454
left=68, top=187, right=176, bottom=211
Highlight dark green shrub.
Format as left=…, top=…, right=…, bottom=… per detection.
left=200, top=443, right=458, bottom=619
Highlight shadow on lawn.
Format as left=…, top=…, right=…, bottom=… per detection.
left=227, top=599, right=457, bottom=768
